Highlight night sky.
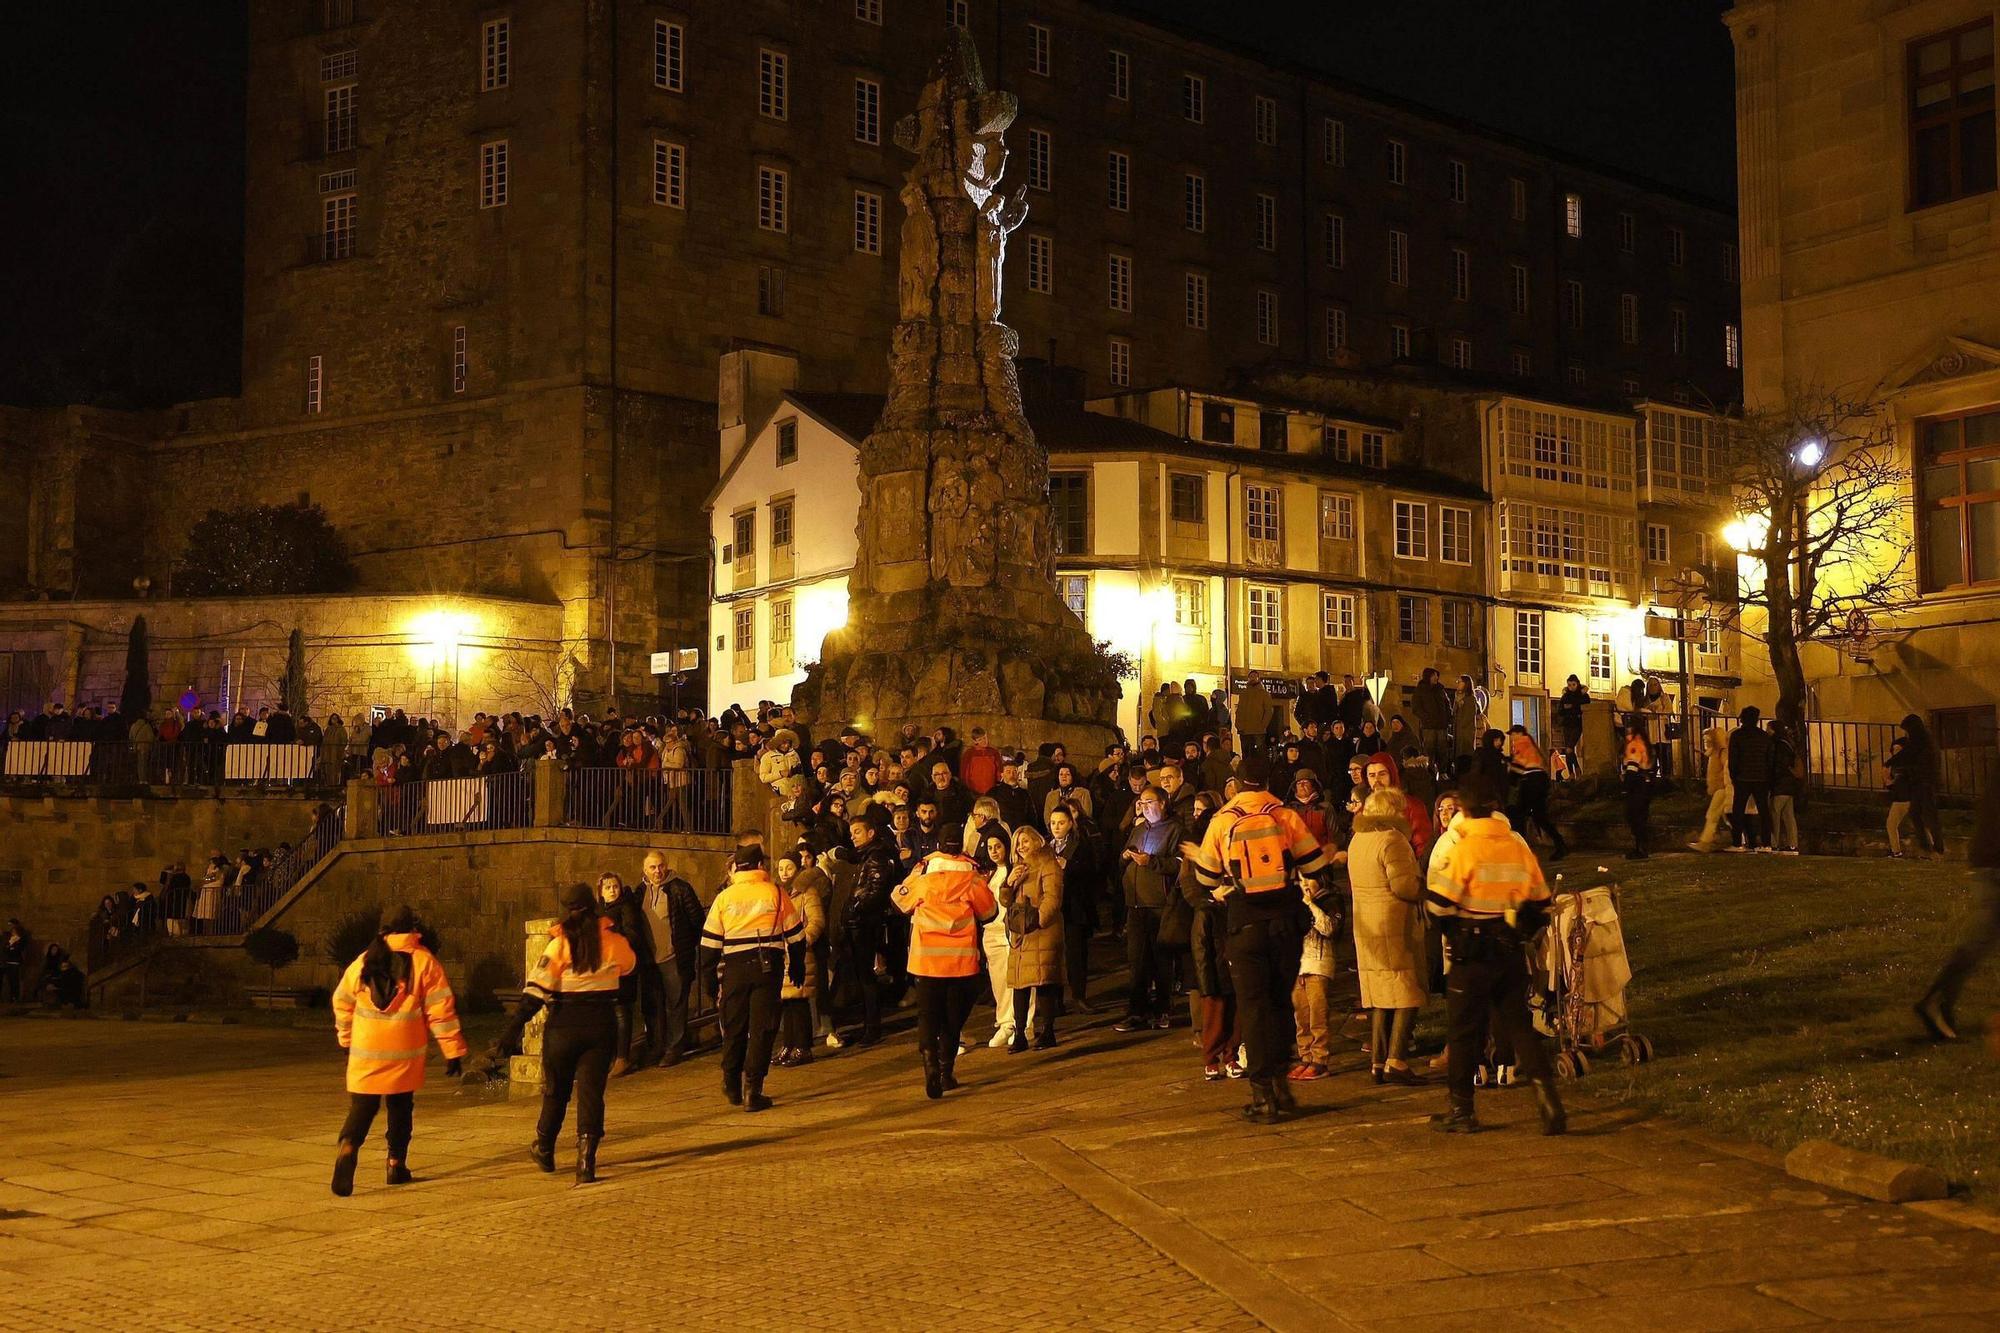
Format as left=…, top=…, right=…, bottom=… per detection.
left=0, top=1, right=1734, bottom=412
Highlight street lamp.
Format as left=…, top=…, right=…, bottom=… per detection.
left=1792, top=437, right=1825, bottom=469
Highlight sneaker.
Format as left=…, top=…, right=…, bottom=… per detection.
left=1224, top=1061, right=1247, bottom=1079
left=1779, top=848, right=1800, bottom=856
left=825, top=1032, right=845, bottom=1050
left=1112, top=1016, right=1151, bottom=1034
left=1686, top=841, right=1713, bottom=854
left=1203, top=1063, right=1227, bottom=1081
left=1288, top=1063, right=1329, bottom=1081
left=1724, top=845, right=1749, bottom=854
left=987, top=1027, right=1015, bottom=1049
left=1756, top=846, right=1776, bottom=855
left=1153, top=1014, right=1174, bottom=1030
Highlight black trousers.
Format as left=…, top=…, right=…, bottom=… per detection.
left=538, top=1000, right=616, bottom=1142
left=1011, top=984, right=1057, bottom=1040
left=912, top=975, right=978, bottom=1060
left=339, top=1091, right=413, bottom=1157
left=718, top=953, right=783, bottom=1090
left=1125, top=904, right=1170, bottom=1017
left=1510, top=771, right=1563, bottom=850
left=1623, top=772, right=1653, bottom=854
left=1444, top=931, right=1551, bottom=1108
left=843, top=936, right=883, bottom=1039
left=648, top=956, right=691, bottom=1058
left=1732, top=782, right=1773, bottom=847
left=1065, top=919, right=1092, bottom=1003
left=1224, top=915, right=1301, bottom=1081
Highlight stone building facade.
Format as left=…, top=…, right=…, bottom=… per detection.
left=1729, top=0, right=2000, bottom=744
left=2, top=1, right=1740, bottom=719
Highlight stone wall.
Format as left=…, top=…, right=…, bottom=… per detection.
left=0, top=793, right=324, bottom=956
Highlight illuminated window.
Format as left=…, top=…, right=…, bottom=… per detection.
left=1060, top=575, right=1089, bottom=620
left=1564, top=191, right=1583, bottom=237
left=1174, top=577, right=1207, bottom=628
left=1588, top=631, right=1614, bottom=683
left=1724, top=323, right=1742, bottom=369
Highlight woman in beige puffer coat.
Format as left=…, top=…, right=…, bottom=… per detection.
left=1347, top=787, right=1427, bottom=1084
left=1001, top=826, right=1065, bottom=1051
left=775, top=854, right=826, bottom=1067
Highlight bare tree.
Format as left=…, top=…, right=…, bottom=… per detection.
left=489, top=639, right=584, bottom=719
left=1713, top=390, right=1916, bottom=733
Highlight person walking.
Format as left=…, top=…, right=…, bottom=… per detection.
left=1189, top=754, right=1332, bottom=1123
left=1115, top=787, right=1183, bottom=1033
left=489, top=884, right=635, bottom=1183
left=1000, top=826, right=1065, bottom=1051
left=1727, top=707, right=1777, bottom=851
left=1621, top=723, right=1656, bottom=860
left=329, top=910, right=465, bottom=1196
left=1349, top=788, right=1428, bottom=1085
left=774, top=853, right=826, bottom=1067
left=892, top=845, right=999, bottom=1098
left=1504, top=726, right=1567, bottom=860
left=1423, top=773, right=1565, bottom=1136
left=1686, top=725, right=1737, bottom=853
left=839, top=816, right=901, bottom=1046
left=1914, top=774, right=2000, bottom=1042
left=1555, top=675, right=1590, bottom=773
left=637, top=851, right=702, bottom=1066
left=699, top=846, right=807, bottom=1113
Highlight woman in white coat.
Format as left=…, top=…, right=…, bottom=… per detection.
left=1348, top=788, right=1427, bottom=1084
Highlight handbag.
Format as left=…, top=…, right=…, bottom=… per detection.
left=1005, top=893, right=1039, bottom=940
left=1155, top=884, right=1194, bottom=949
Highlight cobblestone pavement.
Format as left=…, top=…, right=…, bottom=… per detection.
left=4, top=1008, right=2000, bottom=1331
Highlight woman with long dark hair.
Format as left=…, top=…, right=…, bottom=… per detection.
left=495, top=883, right=636, bottom=1183
left=1886, top=714, right=1945, bottom=858
left=330, top=908, right=466, bottom=1197
left=597, top=873, right=657, bottom=1077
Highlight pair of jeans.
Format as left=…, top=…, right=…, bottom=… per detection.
left=1443, top=928, right=1551, bottom=1110
left=338, top=1091, right=413, bottom=1158
left=649, top=955, right=690, bottom=1059
left=1124, top=904, right=1170, bottom=1018
left=538, top=999, right=616, bottom=1142
left=841, top=936, right=883, bottom=1040
left=717, top=953, right=783, bottom=1091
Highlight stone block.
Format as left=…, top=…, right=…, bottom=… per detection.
left=1783, top=1140, right=1947, bottom=1204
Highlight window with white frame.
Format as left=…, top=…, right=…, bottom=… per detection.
left=1439, top=505, right=1473, bottom=563
left=1108, top=337, right=1131, bottom=387
left=1724, top=323, right=1741, bottom=369
left=770, top=596, right=795, bottom=676
left=1620, top=293, right=1639, bottom=344
left=1325, top=306, right=1347, bottom=356
left=653, top=140, right=684, bottom=208
left=1169, top=473, right=1206, bottom=524
left=856, top=0, right=882, bottom=21
left=732, top=604, right=755, bottom=682
left=1645, top=522, right=1671, bottom=564
left=451, top=325, right=467, bottom=394
left=1563, top=191, right=1583, bottom=237
left=1323, top=116, right=1345, bottom=166
left=757, top=165, right=788, bottom=232
left=480, top=140, right=508, bottom=208
left=1668, top=224, right=1686, bottom=266
left=1449, top=158, right=1467, bottom=203
left=1026, top=128, right=1051, bottom=191
left=1671, top=306, right=1688, bottom=356
left=654, top=20, right=683, bottom=92
left=759, top=49, right=788, bottom=120
left=1184, top=272, right=1208, bottom=329
left=321, top=191, right=355, bottom=260
left=1028, top=22, right=1051, bottom=77
left=1322, top=591, right=1356, bottom=640
left=1515, top=609, right=1544, bottom=678
left=1387, top=138, right=1407, bottom=185
left=1698, top=616, right=1723, bottom=659
left=1568, top=362, right=1587, bottom=387
left=1108, top=49, right=1130, bottom=100
left=1050, top=473, right=1089, bottom=553
left=1324, top=426, right=1350, bottom=461
left=1323, top=212, right=1345, bottom=268
left=1562, top=277, right=1584, bottom=329
left=320, top=49, right=357, bottom=81
left=1319, top=491, right=1354, bottom=540
left=855, top=78, right=881, bottom=144
left=854, top=190, right=882, bottom=254
left=775, top=419, right=798, bottom=465
left=1256, top=193, right=1276, bottom=250
left=1391, top=323, right=1411, bottom=360
left=770, top=495, right=794, bottom=552
left=1107, top=253, right=1132, bottom=311
left=1254, top=94, right=1278, bottom=145
left=946, top=0, right=969, bottom=28
left=1245, top=483, right=1282, bottom=554
left=1183, top=172, right=1206, bottom=231
left=757, top=265, right=785, bottom=316
left=1691, top=530, right=1712, bottom=569
left=324, top=84, right=356, bottom=154
left=1618, top=210, right=1636, bottom=253
left=1588, top=630, right=1613, bottom=683
left=1026, top=233, right=1053, bottom=294
left=1361, top=431, right=1385, bottom=467
left=1509, top=176, right=1527, bottom=221
left=305, top=355, right=323, bottom=414
left=1059, top=575, right=1089, bottom=621
left=1173, top=576, right=1207, bottom=628
left=1182, top=73, right=1204, bottom=123
left=481, top=18, right=509, bottom=91
left=1451, top=247, right=1470, bottom=301
left=1388, top=228, right=1408, bottom=285
left=1247, top=584, right=1283, bottom=661
left=1397, top=595, right=1430, bottom=644
left=1512, top=347, right=1532, bottom=377
left=1443, top=599, right=1476, bottom=650
left=733, top=510, right=756, bottom=565
left=1449, top=336, right=1473, bottom=370
left=1394, top=499, right=1429, bottom=559
left=1510, top=263, right=1529, bottom=315
left=1107, top=151, right=1130, bottom=211
left=1256, top=290, right=1279, bottom=346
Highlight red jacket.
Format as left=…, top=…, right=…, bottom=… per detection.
left=960, top=742, right=1001, bottom=795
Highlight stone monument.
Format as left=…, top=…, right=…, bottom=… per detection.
left=796, top=33, right=1120, bottom=752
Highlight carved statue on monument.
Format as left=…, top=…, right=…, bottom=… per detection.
left=794, top=32, right=1118, bottom=753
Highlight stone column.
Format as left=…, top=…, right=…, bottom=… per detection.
left=508, top=915, right=553, bottom=1097
left=533, top=763, right=566, bottom=827
left=344, top=777, right=378, bottom=840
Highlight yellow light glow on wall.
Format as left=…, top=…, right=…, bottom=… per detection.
left=794, top=582, right=850, bottom=664
left=409, top=608, right=476, bottom=666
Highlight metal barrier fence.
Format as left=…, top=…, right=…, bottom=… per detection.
left=564, top=765, right=732, bottom=835
left=1631, top=711, right=1994, bottom=800
left=376, top=769, right=537, bottom=836
left=0, top=739, right=346, bottom=789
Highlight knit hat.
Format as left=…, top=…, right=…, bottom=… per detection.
left=1237, top=752, right=1272, bottom=789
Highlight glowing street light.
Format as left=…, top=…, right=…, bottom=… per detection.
left=1792, top=437, right=1825, bottom=469
left=1721, top=512, right=1770, bottom=552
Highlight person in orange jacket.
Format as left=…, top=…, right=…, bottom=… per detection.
left=330, top=909, right=466, bottom=1197
left=892, top=846, right=999, bottom=1099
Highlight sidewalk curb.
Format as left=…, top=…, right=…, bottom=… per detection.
left=1784, top=1138, right=1948, bottom=1204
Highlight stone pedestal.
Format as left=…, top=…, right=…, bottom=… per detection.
left=507, top=916, right=553, bottom=1098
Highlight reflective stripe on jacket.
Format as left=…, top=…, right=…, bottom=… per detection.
left=525, top=918, right=637, bottom=1001
left=701, top=870, right=806, bottom=956
left=332, top=933, right=468, bottom=1095
left=892, top=851, right=998, bottom=978
left=1191, top=790, right=1329, bottom=896
left=1424, top=814, right=1549, bottom=921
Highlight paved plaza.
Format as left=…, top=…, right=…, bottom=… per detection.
left=3, top=1008, right=1999, bottom=1331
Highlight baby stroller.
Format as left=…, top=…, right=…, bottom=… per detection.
left=1535, top=866, right=1652, bottom=1076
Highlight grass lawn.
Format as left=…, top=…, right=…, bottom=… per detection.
left=1572, top=851, right=2000, bottom=1204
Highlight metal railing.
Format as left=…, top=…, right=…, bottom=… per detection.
left=564, top=764, right=732, bottom=835
left=376, top=768, right=536, bottom=837
left=1636, top=711, right=1994, bottom=800
left=0, top=739, right=346, bottom=790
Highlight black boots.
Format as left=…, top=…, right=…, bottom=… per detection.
left=386, top=1159, right=412, bottom=1186
left=744, top=1079, right=772, bottom=1113
left=575, top=1133, right=599, bottom=1185
left=1268, top=1075, right=1298, bottom=1114
left=722, top=1070, right=744, bottom=1106
left=1530, top=1078, right=1568, bottom=1136
left=940, top=1046, right=960, bottom=1090
left=330, top=1141, right=358, bottom=1197
left=922, top=1048, right=943, bottom=1100
left=529, top=1138, right=556, bottom=1173
left=1240, top=1079, right=1281, bottom=1125
left=610, top=1007, right=633, bottom=1077
left=1430, top=1100, right=1480, bottom=1134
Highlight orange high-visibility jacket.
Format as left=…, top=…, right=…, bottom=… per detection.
left=524, top=918, right=637, bottom=1002
left=333, top=933, right=468, bottom=1095
left=1424, top=814, right=1550, bottom=922
left=1190, top=790, right=1329, bottom=897
left=892, top=851, right=998, bottom=978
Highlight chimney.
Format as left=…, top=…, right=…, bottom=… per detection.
left=716, top=344, right=800, bottom=468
